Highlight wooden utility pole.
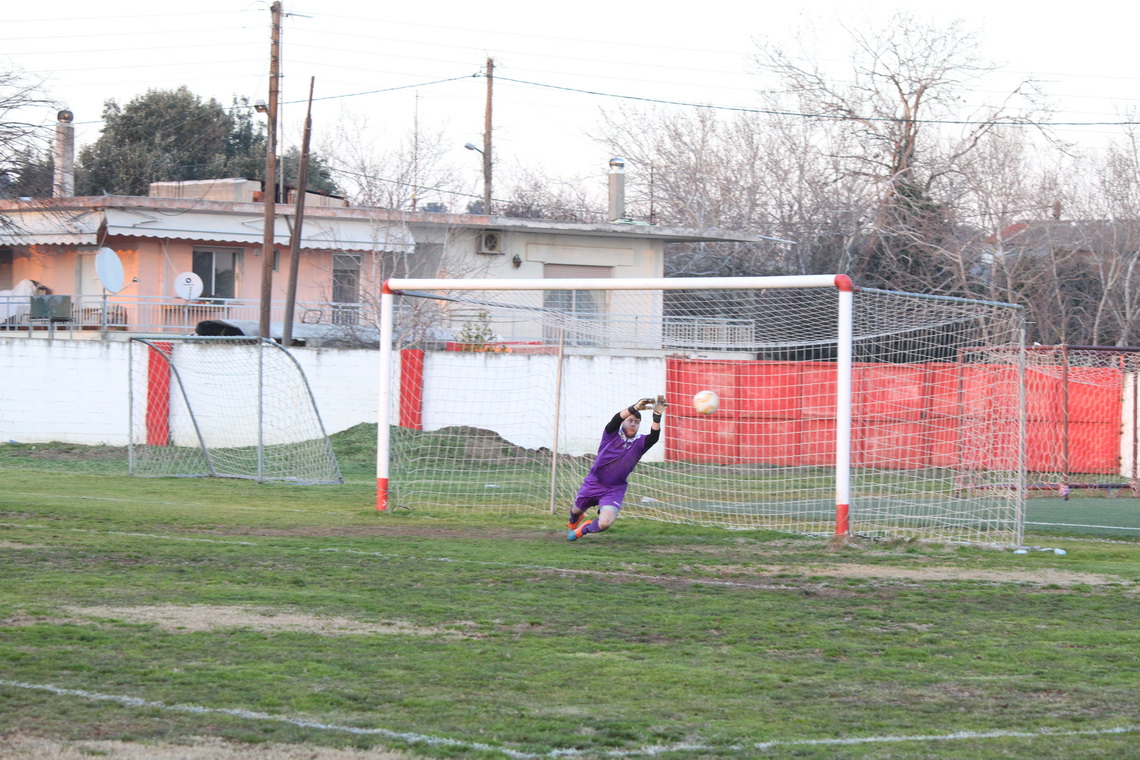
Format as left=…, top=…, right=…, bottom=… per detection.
left=258, top=1, right=282, bottom=340
left=282, top=77, right=314, bottom=348
left=411, top=92, right=419, bottom=211
left=482, top=57, right=493, bottom=215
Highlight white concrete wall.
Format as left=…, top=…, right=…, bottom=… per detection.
left=289, top=345, right=381, bottom=439
left=0, top=339, right=667, bottom=459
left=0, top=339, right=130, bottom=445
left=418, top=351, right=665, bottom=458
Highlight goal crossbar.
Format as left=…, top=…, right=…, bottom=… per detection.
left=378, top=275, right=855, bottom=526
left=375, top=275, right=1025, bottom=545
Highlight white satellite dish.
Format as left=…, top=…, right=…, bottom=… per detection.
left=174, top=271, right=204, bottom=301
left=95, top=247, right=125, bottom=293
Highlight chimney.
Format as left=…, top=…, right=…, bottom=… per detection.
left=53, top=109, right=75, bottom=198
left=608, top=157, right=626, bottom=221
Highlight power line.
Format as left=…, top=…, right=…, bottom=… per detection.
left=27, top=67, right=1140, bottom=136
left=289, top=76, right=476, bottom=106
left=0, top=25, right=255, bottom=43
left=284, top=70, right=1140, bottom=129
left=490, top=75, right=1140, bottom=128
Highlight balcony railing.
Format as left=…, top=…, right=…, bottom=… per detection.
left=1, top=294, right=757, bottom=351
left=0, top=294, right=379, bottom=336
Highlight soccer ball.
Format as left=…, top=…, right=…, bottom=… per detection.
left=692, top=390, right=719, bottom=415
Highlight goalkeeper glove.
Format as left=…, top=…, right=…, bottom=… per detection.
left=633, top=397, right=654, bottom=411
left=653, top=394, right=668, bottom=415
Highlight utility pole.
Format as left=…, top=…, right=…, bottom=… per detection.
left=282, top=77, right=314, bottom=348
left=411, top=92, right=419, bottom=211
left=258, top=0, right=282, bottom=340
left=482, top=57, right=493, bottom=215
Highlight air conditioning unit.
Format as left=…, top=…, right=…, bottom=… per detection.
left=477, top=230, right=503, bottom=255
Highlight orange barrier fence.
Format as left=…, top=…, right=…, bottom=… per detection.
left=666, top=358, right=1124, bottom=474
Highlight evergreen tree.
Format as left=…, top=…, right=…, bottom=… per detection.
left=77, top=86, right=239, bottom=195
left=76, top=87, right=340, bottom=197
left=2, top=148, right=53, bottom=198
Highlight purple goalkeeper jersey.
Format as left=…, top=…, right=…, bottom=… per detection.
left=582, top=414, right=657, bottom=489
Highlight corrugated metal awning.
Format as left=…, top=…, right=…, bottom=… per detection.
left=103, top=207, right=415, bottom=253
left=0, top=209, right=102, bottom=245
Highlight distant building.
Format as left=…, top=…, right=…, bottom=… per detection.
left=0, top=177, right=760, bottom=341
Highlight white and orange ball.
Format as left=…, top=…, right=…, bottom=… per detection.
left=692, top=390, right=720, bottom=415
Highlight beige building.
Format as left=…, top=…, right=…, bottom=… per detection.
left=0, top=177, right=760, bottom=342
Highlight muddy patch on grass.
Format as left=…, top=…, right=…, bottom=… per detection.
left=50, top=605, right=481, bottom=638
left=0, top=734, right=410, bottom=759
left=0, top=540, right=42, bottom=549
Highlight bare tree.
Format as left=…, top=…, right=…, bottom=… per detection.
left=754, top=12, right=1048, bottom=293
left=0, top=68, right=56, bottom=205
left=970, top=118, right=1140, bottom=347
left=1093, top=126, right=1140, bottom=345
left=596, top=13, right=1049, bottom=295
left=495, top=166, right=602, bottom=223
left=1056, top=123, right=1140, bottom=345
left=599, top=93, right=894, bottom=284
left=320, top=112, right=462, bottom=211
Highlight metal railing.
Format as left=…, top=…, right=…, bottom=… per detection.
left=1, top=294, right=757, bottom=351
left=0, top=294, right=379, bottom=336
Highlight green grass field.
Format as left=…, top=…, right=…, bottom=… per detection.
left=2, top=439, right=1140, bottom=759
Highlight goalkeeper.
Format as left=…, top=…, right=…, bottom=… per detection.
left=567, top=395, right=667, bottom=541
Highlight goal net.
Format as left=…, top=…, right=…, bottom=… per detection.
left=129, top=336, right=342, bottom=484
left=1019, top=345, right=1140, bottom=498
left=377, top=276, right=1026, bottom=545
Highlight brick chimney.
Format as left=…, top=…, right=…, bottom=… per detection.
left=53, top=109, right=75, bottom=197
left=608, top=157, right=626, bottom=221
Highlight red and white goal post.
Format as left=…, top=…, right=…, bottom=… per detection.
left=375, top=275, right=1027, bottom=546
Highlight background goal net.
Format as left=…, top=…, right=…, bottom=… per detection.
left=378, top=276, right=1026, bottom=545
left=1020, top=345, right=1140, bottom=498
left=129, top=336, right=342, bottom=484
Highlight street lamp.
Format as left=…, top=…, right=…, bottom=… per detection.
left=465, top=141, right=491, bottom=215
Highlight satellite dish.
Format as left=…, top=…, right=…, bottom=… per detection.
left=174, top=271, right=204, bottom=301
left=95, top=247, right=125, bottom=293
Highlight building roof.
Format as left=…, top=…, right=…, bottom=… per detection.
left=992, top=219, right=1140, bottom=253
left=0, top=195, right=767, bottom=250
left=0, top=196, right=415, bottom=253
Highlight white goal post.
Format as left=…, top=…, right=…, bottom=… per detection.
left=376, top=275, right=1027, bottom=545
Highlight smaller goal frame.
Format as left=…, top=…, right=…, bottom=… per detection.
left=128, top=336, right=342, bottom=484
left=376, top=275, right=858, bottom=533
left=1023, top=344, right=1140, bottom=498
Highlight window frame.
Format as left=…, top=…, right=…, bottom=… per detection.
left=191, top=246, right=242, bottom=300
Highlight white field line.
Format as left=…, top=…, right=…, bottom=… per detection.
left=1037, top=536, right=1140, bottom=545
left=1027, top=520, right=1140, bottom=532
left=0, top=680, right=528, bottom=758
left=1, top=680, right=1138, bottom=759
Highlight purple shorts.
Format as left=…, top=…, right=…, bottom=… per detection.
left=574, top=482, right=627, bottom=513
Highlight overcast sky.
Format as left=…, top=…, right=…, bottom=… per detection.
left=6, top=1, right=1140, bottom=205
